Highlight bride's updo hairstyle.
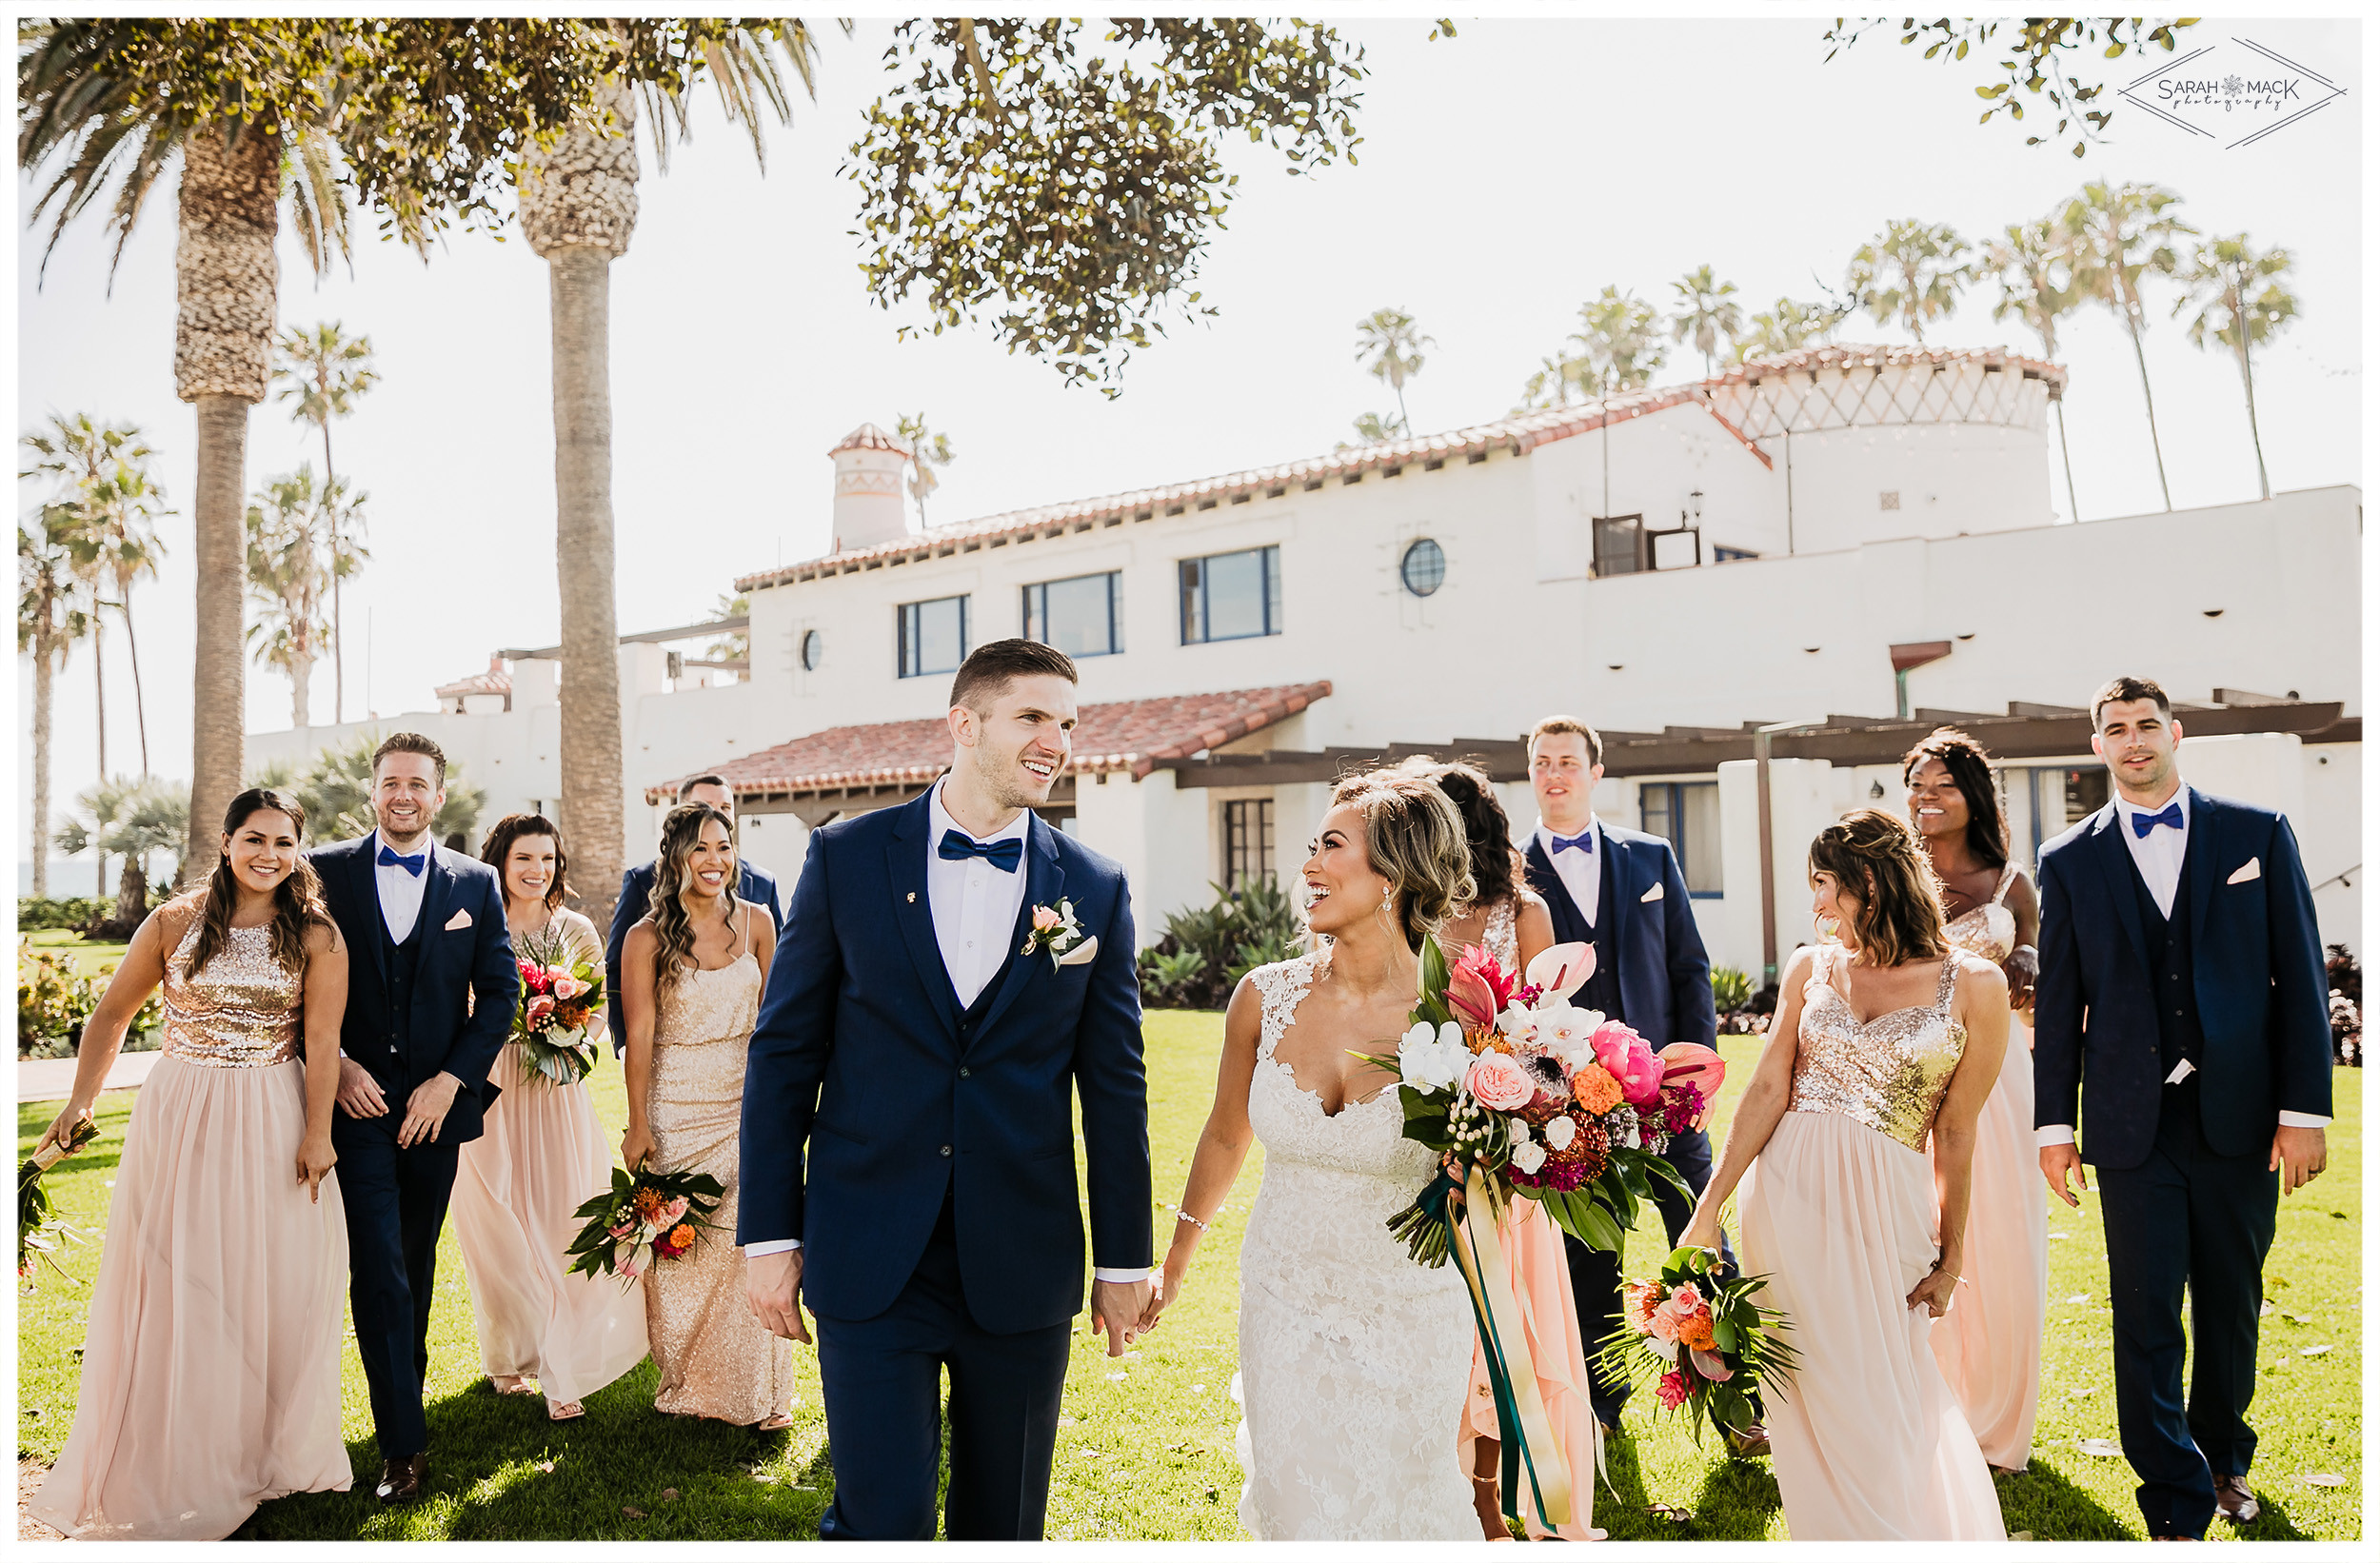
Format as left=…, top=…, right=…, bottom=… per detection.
left=1328, top=769, right=1477, bottom=952
left=1809, top=807, right=1948, bottom=969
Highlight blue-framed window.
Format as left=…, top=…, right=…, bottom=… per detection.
left=1640, top=781, right=1722, bottom=897
left=1180, top=544, right=1281, bottom=644
left=1022, top=571, right=1122, bottom=658
left=897, top=594, right=968, bottom=679
left=1713, top=544, right=1760, bottom=563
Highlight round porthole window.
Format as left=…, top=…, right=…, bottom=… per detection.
left=1399, top=537, right=1446, bottom=597
left=800, top=629, right=823, bottom=671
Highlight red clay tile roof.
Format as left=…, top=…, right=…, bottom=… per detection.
left=646, top=680, right=1332, bottom=802
left=434, top=656, right=510, bottom=700
left=828, top=422, right=911, bottom=458
left=736, top=345, right=2064, bottom=593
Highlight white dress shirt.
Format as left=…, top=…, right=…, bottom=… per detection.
left=749, top=784, right=1150, bottom=1280
left=372, top=829, right=434, bottom=942
left=2038, top=783, right=2327, bottom=1145
left=1534, top=817, right=1603, bottom=928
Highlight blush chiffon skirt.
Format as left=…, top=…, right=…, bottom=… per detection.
left=1455, top=1192, right=1603, bottom=1540
left=1929, top=1016, right=2046, bottom=1470
left=1738, top=1109, right=2004, bottom=1541
left=31, top=1057, right=352, bottom=1539
left=452, top=1041, right=649, bottom=1405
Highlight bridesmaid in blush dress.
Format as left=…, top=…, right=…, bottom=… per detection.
left=1681, top=810, right=2010, bottom=1541
left=452, top=814, right=648, bottom=1420
left=31, top=789, right=351, bottom=1539
left=621, top=801, right=795, bottom=1427
left=1905, top=730, right=2047, bottom=1473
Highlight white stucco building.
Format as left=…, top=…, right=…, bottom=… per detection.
left=249, top=345, right=2363, bottom=978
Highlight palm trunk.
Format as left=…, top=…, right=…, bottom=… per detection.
left=2054, top=397, right=2081, bottom=523
left=122, top=595, right=149, bottom=774
left=112, top=856, right=148, bottom=931
left=291, top=643, right=314, bottom=729
left=2122, top=303, right=2173, bottom=511
left=31, top=628, right=54, bottom=900
left=323, top=418, right=343, bottom=723
left=92, top=614, right=107, bottom=780
left=2236, top=339, right=2271, bottom=501
left=173, top=126, right=280, bottom=885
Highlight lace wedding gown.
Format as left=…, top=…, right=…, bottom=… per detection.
left=1233, top=954, right=1477, bottom=1540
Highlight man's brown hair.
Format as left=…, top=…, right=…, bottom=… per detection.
left=372, top=731, right=446, bottom=787
left=677, top=773, right=730, bottom=803
left=1528, top=715, right=1602, bottom=769
left=2090, top=676, right=2172, bottom=731
left=950, top=637, right=1078, bottom=714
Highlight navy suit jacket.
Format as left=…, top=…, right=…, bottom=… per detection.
left=310, top=835, right=521, bottom=1146
left=606, top=859, right=783, bottom=1052
left=737, top=794, right=1151, bottom=1335
left=1523, top=824, right=1717, bottom=1050
left=2033, top=786, right=2331, bottom=1171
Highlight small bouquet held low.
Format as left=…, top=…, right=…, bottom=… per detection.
left=20, top=1116, right=100, bottom=1285
left=512, top=927, right=605, bottom=1086
left=565, top=1163, right=724, bottom=1289
left=1597, top=1244, right=1799, bottom=1447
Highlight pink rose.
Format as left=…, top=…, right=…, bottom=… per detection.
left=1590, top=1020, right=1664, bottom=1108
left=1032, top=904, right=1063, bottom=932
left=552, top=974, right=587, bottom=1002
left=1464, top=1053, right=1535, bottom=1113
left=658, top=1196, right=690, bottom=1228
left=526, top=995, right=556, bottom=1027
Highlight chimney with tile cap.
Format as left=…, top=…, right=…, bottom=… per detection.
left=829, top=423, right=914, bottom=553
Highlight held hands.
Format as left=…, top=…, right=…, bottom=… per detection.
left=1090, top=1276, right=1154, bottom=1356
left=335, top=1058, right=387, bottom=1119
left=397, top=1072, right=462, bottom=1149
left=746, top=1248, right=811, bottom=1345
left=2039, top=1143, right=2088, bottom=1209
left=297, top=1132, right=337, bottom=1203
left=2272, top=1125, right=2327, bottom=1195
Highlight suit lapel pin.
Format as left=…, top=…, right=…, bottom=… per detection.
left=907, top=891, right=917, bottom=903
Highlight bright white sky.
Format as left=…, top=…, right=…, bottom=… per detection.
left=13, top=14, right=2364, bottom=864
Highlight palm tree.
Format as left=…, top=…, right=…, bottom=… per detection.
left=2175, top=234, right=2297, bottom=502
left=272, top=323, right=378, bottom=722
left=1519, top=352, right=1600, bottom=410
left=270, top=731, right=486, bottom=845
left=1349, top=410, right=1408, bottom=444
left=1847, top=219, right=1972, bottom=344
left=1669, top=266, right=1744, bottom=376
left=18, top=509, right=93, bottom=899
left=54, top=774, right=186, bottom=929
left=1573, top=287, right=1668, bottom=392
left=1355, top=307, right=1434, bottom=435
left=244, top=466, right=362, bottom=729
left=2060, top=180, right=2195, bottom=512
left=1983, top=218, right=2085, bottom=522
left=704, top=592, right=751, bottom=666
left=896, top=412, right=956, bottom=525
left=1736, top=298, right=1847, bottom=360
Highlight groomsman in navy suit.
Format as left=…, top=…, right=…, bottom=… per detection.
left=740, top=640, right=1153, bottom=1541
left=1519, top=717, right=1757, bottom=1446
left=605, top=773, right=783, bottom=1055
left=2036, top=677, right=2331, bottom=1538
left=311, top=734, right=518, bottom=1505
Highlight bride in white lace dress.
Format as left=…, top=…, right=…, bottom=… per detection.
left=1144, top=770, right=1482, bottom=1539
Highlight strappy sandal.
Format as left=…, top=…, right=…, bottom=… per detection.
left=756, top=1412, right=794, bottom=1432
left=546, top=1398, right=585, bottom=1421
left=491, top=1375, right=539, bottom=1396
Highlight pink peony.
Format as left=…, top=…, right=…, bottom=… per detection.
left=1656, top=1370, right=1692, bottom=1410
left=657, top=1196, right=690, bottom=1228
left=1464, top=1052, right=1536, bottom=1113
left=1590, top=1020, right=1664, bottom=1108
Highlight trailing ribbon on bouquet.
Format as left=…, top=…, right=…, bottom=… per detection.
left=1445, top=1163, right=1575, bottom=1530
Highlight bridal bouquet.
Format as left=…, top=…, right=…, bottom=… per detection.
left=565, top=1163, right=724, bottom=1289
left=512, top=928, right=604, bottom=1086
left=1596, top=1245, right=1798, bottom=1447
left=19, top=1116, right=99, bottom=1285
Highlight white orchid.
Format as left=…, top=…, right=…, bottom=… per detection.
left=1495, top=1004, right=1537, bottom=1044
left=1533, top=1000, right=1605, bottom=1070
left=1398, top=1019, right=1469, bottom=1094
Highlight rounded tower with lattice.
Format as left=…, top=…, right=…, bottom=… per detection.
left=829, top=424, right=915, bottom=553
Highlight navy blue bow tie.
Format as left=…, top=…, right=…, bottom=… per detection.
left=2131, top=802, right=2186, bottom=839
left=377, top=844, right=427, bottom=877
left=939, top=829, right=1023, bottom=873
left=1549, top=829, right=1596, bottom=856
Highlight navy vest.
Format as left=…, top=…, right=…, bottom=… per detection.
left=378, top=901, right=426, bottom=1058
left=2130, top=847, right=2205, bottom=1079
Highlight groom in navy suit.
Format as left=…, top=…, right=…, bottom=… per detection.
left=741, top=639, right=1153, bottom=1541
left=1518, top=717, right=1746, bottom=1441
left=2036, top=677, right=2331, bottom=1538
left=312, top=733, right=518, bottom=1505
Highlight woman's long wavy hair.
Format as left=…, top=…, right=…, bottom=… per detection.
left=1901, top=726, right=2010, bottom=870
left=1330, top=769, right=1477, bottom=953
left=1398, top=757, right=1522, bottom=910
left=1809, top=808, right=1948, bottom=969
left=188, top=788, right=334, bottom=979
left=648, top=802, right=736, bottom=994
left=479, top=812, right=572, bottom=910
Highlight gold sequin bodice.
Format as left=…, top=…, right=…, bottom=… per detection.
left=1789, top=948, right=1966, bottom=1154
left=159, top=918, right=304, bottom=1068
left=1941, top=861, right=2018, bottom=964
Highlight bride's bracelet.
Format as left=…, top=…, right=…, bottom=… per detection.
left=1174, top=1207, right=1211, bottom=1233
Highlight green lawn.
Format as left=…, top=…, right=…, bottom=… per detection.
left=18, top=932, right=132, bottom=980
left=16, top=1018, right=2360, bottom=1540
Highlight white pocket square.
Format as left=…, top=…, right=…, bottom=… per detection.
left=444, top=908, right=473, bottom=931
left=1639, top=882, right=1664, bottom=903
left=2226, top=858, right=2261, bottom=885
left=1057, top=935, right=1100, bottom=967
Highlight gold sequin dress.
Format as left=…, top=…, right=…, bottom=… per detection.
left=452, top=910, right=649, bottom=1404
left=1736, top=946, right=2004, bottom=1540
left=645, top=939, right=796, bottom=1423
left=32, top=915, right=352, bottom=1539
left=1930, top=862, right=2046, bottom=1470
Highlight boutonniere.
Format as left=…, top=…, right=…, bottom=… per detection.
left=1021, top=900, right=1096, bottom=969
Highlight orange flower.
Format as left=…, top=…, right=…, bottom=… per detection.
left=670, top=1222, right=696, bottom=1248
left=1677, top=1310, right=1718, bottom=1353
left=1571, top=1060, right=1623, bottom=1115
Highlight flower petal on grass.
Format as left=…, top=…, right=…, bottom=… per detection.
left=2302, top=1473, right=2347, bottom=1487
left=2300, top=1344, right=2331, bottom=1356
left=2078, top=1438, right=2124, bottom=1457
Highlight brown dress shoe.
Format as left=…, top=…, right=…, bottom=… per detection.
left=2213, top=1474, right=2260, bottom=1525
left=1724, top=1422, right=1772, bottom=1459
left=375, top=1453, right=428, bottom=1505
